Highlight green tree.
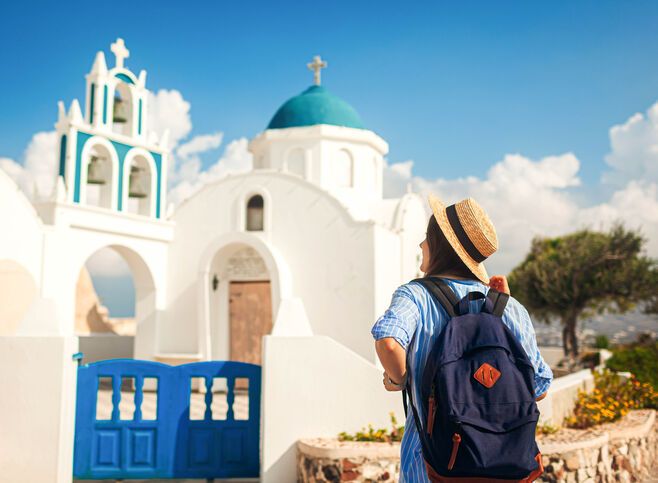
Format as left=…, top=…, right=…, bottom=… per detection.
left=508, top=225, right=657, bottom=359
left=606, top=338, right=658, bottom=388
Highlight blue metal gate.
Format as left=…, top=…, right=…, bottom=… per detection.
left=73, top=358, right=261, bottom=479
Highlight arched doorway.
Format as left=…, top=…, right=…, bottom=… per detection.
left=208, top=243, right=272, bottom=366
left=73, top=244, right=158, bottom=423
left=74, top=244, right=156, bottom=362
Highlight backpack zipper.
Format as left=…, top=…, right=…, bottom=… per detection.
left=426, top=384, right=436, bottom=435
left=447, top=432, right=461, bottom=470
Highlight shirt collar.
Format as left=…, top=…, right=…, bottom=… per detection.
left=435, top=276, right=482, bottom=285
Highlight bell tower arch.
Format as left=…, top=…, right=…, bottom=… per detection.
left=53, top=38, right=168, bottom=219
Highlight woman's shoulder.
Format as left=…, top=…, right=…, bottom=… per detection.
left=502, top=294, right=531, bottom=319
left=405, top=279, right=529, bottom=313
left=393, top=279, right=430, bottom=304
left=395, top=280, right=424, bottom=299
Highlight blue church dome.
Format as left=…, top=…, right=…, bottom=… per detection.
left=267, top=85, right=365, bottom=130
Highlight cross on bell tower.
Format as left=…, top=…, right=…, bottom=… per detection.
left=307, top=55, right=327, bottom=86
left=111, top=38, right=130, bottom=69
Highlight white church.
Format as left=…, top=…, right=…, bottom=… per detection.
left=2, top=39, right=426, bottom=364
left=0, top=39, right=426, bottom=481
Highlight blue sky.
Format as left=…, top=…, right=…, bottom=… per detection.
left=3, top=1, right=658, bottom=184
left=3, top=1, right=658, bottom=316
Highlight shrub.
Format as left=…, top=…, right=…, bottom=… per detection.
left=536, top=422, right=559, bottom=436
left=564, top=368, right=657, bottom=429
left=605, top=339, right=658, bottom=388
left=338, top=412, right=404, bottom=443
left=579, top=350, right=601, bottom=369
left=594, top=334, right=610, bottom=349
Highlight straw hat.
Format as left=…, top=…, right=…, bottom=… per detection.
left=428, top=194, right=498, bottom=285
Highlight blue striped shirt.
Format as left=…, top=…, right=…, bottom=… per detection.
left=371, top=278, right=553, bottom=483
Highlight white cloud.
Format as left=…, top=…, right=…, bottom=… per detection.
left=146, top=92, right=246, bottom=201
left=24, top=131, right=58, bottom=198
left=176, top=132, right=223, bottom=159
left=147, top=89, right=192, bottom=148
left=167, top=137, right=252, bottom=207
left=383, top=159, right=414, bottom=198
left=0, top=131, right=58, bottom=201
left=385, top=151, right=658, bottom=275
left=578, top=181, right=658, bottom=255
left=0, top=157, right=34, bottom=196
left=169, top=132, right=224, bottom=187
left=385, top=153, right=583, bottom=274
left=604, top=101, right=658, bottom=185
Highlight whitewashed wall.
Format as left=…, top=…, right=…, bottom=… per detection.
left=537, top=368, right=594, bottom=426
left=0, top=335, right=78, bottom=483
left=166, top=171, right=406, bottom=363
left=249, top=124, right=388, bottom=204
left=260, top=335, right=403, bottom=483
left=0, top=170, right=44, bottom=335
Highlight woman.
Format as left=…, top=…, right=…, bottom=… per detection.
left=371, top=195, right=553, bottom=482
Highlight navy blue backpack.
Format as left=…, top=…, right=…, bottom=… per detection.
left=403, top=277, right=544, bottom=482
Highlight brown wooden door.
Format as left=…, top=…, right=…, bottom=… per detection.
left=229, top=281, right=272, bottom=365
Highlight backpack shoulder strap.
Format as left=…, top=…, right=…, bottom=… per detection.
left=486, top=288, right=510, bottom=317
left=411, top=276, right=459, bottom=318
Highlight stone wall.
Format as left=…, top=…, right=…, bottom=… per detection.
left=297, top=439, right=400, bottom=482
left=297, top=410, right=656, bottom=483
left=539, top=409, right=656, bottom=482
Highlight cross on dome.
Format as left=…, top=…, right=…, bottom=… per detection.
left=307, top=55, right=327, bottom=86
left=111, top=38, right=130, bottom=69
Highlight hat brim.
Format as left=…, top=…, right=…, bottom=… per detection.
left=428, top=193, right=490, bottom=285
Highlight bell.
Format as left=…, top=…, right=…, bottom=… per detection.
left=113, top=96, right=128, bottom=124
left=87, top=156, right=106, bottom=185
left=128, top=165, right=148, bottom=198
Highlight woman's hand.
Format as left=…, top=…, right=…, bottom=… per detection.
left=489, top=275, right=510, bottom=295
left=382, top=371, right=406, bottom=392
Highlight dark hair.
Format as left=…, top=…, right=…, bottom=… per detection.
left=425, top=215, right=475, bottom=279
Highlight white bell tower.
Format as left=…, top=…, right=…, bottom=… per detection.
left=51, top=38, right=170, bottom=219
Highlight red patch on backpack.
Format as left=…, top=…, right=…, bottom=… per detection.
left=473, top=363, right=501, bottom=388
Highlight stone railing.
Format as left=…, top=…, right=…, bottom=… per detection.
left=297, top=410, right=656, bottom=482
left=537, top=368, right=594, bottom=426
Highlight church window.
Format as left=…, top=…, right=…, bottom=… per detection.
left=103, top=86, right=109, bottom=124
left=335, top=149, right=353, bottom=188
left=246, top=195, right=264, bottom=231
left=89, top=84, right=96, bottom=123
left=58, top=135, right=67, bottom=177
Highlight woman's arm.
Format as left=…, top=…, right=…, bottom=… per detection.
left=371, top=286, right=420, bottom=392
left=375, top=338, right=407, bottom=390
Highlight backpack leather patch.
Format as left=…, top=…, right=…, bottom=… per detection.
left=474, top=363, right=501, bottom=388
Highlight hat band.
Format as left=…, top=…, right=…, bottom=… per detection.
left=446, top=204, right=487, bottom=263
